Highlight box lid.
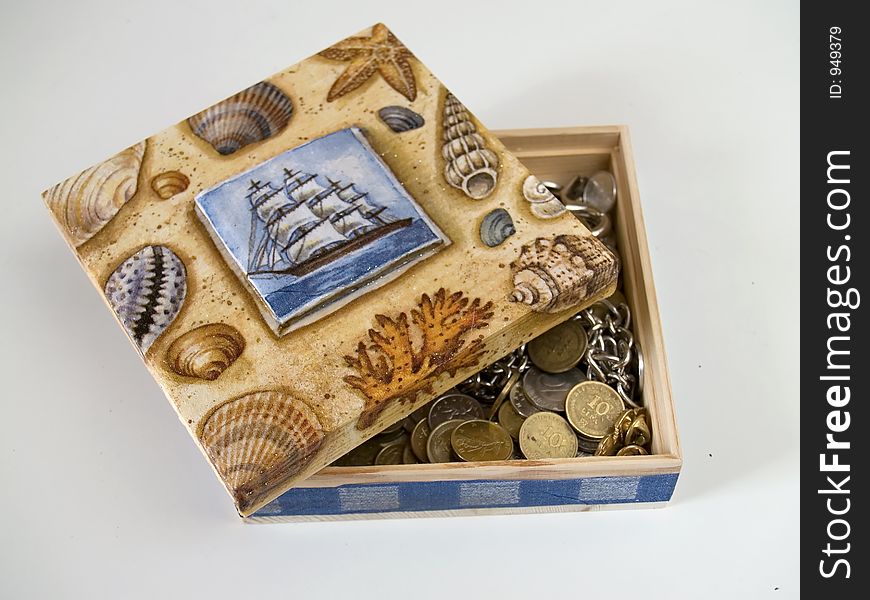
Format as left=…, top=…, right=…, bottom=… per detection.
left=41, top=23, right=618, bottom=516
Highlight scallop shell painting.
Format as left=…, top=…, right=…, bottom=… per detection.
left=104, top=245, right=187, bottom=353
left=198, top=391, right=324, bottom=514
left=509, top=235, right=618, bottom=313
left=39, top=23, right=620, bottom=517
left=441, top=92, right=499, bottom=200
left=43, top=141, right=146, bottom=246
left=187, top=81, right=294, bottom=156
left=166, top=323, right=245, bottom=381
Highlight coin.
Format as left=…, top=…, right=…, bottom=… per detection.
left=486, top=368, right=520, bottom=420
left=426, top=419, right=464, bottom=463
left=450, top=420, right=513, bottom=462
left=510, top=382, right=541, bottom=418
left=428, top=393, right=484, bottom=428
left=577, top=434, right=601, bottom=455
left=331, top=437, right=382, bottom=466
left=518, top=412, right=578, bottom=459
left=565, top=381, right=625, bottom=440
left=410, top=419, right=431, bottom=462
left=402, top=442, right=420, bottom=464
left=583, top=170, right=617, bottom=213
left=616, top=444, right=649, bottom=456
left=374, top=441, right=405, bottom=465
left=527, top=320, right=588, bottom=373
left=522, top=366, right=587, bottom=412
left=497, top=401, right=525, bottom=439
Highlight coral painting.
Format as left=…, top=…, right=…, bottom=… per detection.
left=345, top=288, right=494, bottom=429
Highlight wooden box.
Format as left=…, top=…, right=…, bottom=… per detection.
left=40, top=24, right=622, bottom=517
left=250, top=125, right=681, bottom=521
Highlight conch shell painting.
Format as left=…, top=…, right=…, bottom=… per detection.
left=198, top=391, right=324, bottom=514
left=509, top=235, right=618, bottom=313
left=39, top=22, right=620, bottom=517
left=43, top=141, right=146, bottom=246
left=441, top=92, right=500, bottom=200
left=522, top=175, right=567, bottom=219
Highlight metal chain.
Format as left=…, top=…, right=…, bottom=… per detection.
left=573, top=299, right=641, bottom=408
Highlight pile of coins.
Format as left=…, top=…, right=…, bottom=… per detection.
left=331, top=170, right=650, bottom=467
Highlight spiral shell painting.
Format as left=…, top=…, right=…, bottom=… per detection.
left=43, top=141, right=146, bottom=247
left=187, top=81, right=293, bottom=156
left=522, top=175, right=567, bottom=219
left=198, top=391, right=324, bottom=513
left=150, top=171, right=189, bottom=199
left=166, top=323, right=245, bottom=380
left=479, top=208, right=515, bottom=247
left=104, top=245, right=187, bottom=353
left=441, top=92, right=499, bottom=200
left=378, top=105, right=425, bottom=133
left=509, top=235, right=618, bottom=313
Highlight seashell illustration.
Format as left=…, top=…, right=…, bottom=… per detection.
left=166, top=323, right=245, bottom=380
left=479, top=208, right=516, bottom=247
left=198, top=391, right=324, bottom=513
left=441, top=92, right=499, bottom=200
left=43, top=141, right=146, bottom=247
left=522, top=175, right=567, bottom=219
left=378, top=105, right=425, bottom=133
left=104, top=245, right=187, bottom=353
left=187, top=81, right=293, bottom=156
left=509, top=235, right=618, bottom=313
left=150, top=171, right=189, bottom=199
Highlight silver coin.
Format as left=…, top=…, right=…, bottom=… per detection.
left=522, top=366, right=587, bottom=412
left=428, top=392, right=484, bottom=429
left=583, top=170, right=617, bottom=213
left=509, top=382, right=542, bottom=418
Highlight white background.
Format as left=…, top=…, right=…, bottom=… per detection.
left=0, top=1, right=799, bottom=598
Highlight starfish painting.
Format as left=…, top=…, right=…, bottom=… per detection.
left=318, top=23, right=418, bottom=102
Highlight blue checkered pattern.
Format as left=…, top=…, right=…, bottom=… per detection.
left=253, top=473, right=679, bottom=517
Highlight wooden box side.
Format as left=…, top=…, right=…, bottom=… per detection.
left=249, top=126, right=680, bottom=520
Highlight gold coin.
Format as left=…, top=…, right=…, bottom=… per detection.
left=565, top=381, right=625, bottom=440
left=374, top=441, right=405, bottom=465
left=426, top=419, right=463, bottom=463
left=527, top=320, right=588, bottom=373
left=518, top=412, right=578, bottom=459
left=616, top=444, right=649, bottom=456
left=450, top=420, right=513, bottom=462
left=410, top=419, right=431, bottom=462
left=497, top=401, right=525, bottom=439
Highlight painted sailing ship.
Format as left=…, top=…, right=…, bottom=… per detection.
left=245, top=169, right=412, bottom=277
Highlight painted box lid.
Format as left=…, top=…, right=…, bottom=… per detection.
left=41, top=23, right=618, bottom=516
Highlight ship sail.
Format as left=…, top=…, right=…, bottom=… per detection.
left=246, top=170, right=412, bottom=276
left=331, top=206, right=378, bottom=237
left=285, top=219, right=347, bottom=264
